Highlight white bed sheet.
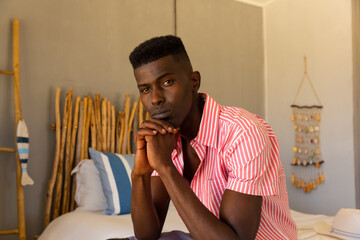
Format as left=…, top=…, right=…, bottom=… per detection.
left=40, top=206, right=338, bottom=240
left=291, top=209, right=337, bottom=240
left=39, top=203, right=188, bottom=240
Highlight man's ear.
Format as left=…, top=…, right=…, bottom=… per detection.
left=191, top=71, right=201, bottom=92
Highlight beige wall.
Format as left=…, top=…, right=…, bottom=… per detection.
left=0, top=0, right=265, bottom=239
left=0, top=1, right=174, bottom=239
left=177, top=0, right=265, bottom=116
left=265, top=0, right=355, bottom=215
left=353, top=0, right=360, bottom=208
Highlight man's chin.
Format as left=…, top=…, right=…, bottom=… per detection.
left=156, top=118, right=179, bottom=128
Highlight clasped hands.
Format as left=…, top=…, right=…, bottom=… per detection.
left=133, top=119, right=179, bottom=176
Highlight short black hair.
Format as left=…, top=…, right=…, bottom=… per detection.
left=129, top=35, right=190, bottom=69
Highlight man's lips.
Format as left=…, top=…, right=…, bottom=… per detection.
left=151, top=110, right=172, bottom=120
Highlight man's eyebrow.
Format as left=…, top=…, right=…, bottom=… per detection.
left=137, top=72, right=173, bottom=88
left=156, top=72, right=173, bottom=80
left=137, top=83, right=147, bottom=88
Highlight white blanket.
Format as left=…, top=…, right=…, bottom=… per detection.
left=40, top=206, right=337, bottom=240
left=40, top=203, right=188, bottom=240
left=291, top=209, right=337, bottom=240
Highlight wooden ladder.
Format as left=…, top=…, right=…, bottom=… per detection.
left=0, top=19, right=27, bottom=240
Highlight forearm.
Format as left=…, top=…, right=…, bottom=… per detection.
left=131, top=172, right=161, bottom=240
left=158, top=166, right=241, bottom=240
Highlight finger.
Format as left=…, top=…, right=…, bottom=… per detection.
left=140, top=120, right=167, bottom=134
left=135, top=128, right=158, bottom=141
left=141, top=119, right=177, bottom=133
left=140, top=120, right=165, bottom=133
left=144, top=131, right=176, bottom=143
left=148, top=119, right=176, bottom=131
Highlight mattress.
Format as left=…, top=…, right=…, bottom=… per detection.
left=40, top=203, right=338, bottom=240
left=39, top=203, right=188, bottom=240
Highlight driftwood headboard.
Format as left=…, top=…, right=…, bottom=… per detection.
left=44, top=87, right=148, bottom=228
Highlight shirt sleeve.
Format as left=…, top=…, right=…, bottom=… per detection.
left=151, top=170, right=159, bottom=177
left=225, top=124, right=280, bottom=196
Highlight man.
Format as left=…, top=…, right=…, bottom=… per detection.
left=128, top=35, right=297, bottom=240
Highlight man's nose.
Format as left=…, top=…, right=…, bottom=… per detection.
left=151, top=87, right=165, bottom=105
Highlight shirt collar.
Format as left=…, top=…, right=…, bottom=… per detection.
left=192, top=93, right=220, bottom=149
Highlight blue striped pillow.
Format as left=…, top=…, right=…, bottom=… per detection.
left=89, top=148, right=134, bottom=215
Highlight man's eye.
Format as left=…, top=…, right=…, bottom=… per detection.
left=163, top=80, right=173, bottom=86
left=140, top=87, right=149, bottom=93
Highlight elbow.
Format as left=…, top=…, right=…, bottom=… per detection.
left=134, top=232, right=161, bottom=240
left=133, top=223, right=161, bottom=240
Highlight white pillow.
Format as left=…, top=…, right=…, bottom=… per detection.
left=89, top=148, right=134, bottom=215
left=71, top=159, right=107, bottom=211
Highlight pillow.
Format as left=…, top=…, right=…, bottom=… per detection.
left=71, top=159, right=107, bottom=211
left=89, top=148, right=134, bottom=215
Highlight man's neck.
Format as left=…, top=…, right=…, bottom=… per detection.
left=179, top=93, right=205, bottom=141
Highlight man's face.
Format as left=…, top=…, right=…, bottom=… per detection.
left=134, top=55, right=195, bottom=128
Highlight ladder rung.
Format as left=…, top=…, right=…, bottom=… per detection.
left=0, top=70, right=15, bottom=75
left=0, top=229, right=19, bottom=235
left=0, top=147, right=16, bottom=152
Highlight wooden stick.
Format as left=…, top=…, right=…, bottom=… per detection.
left=107, top=101, right=111, bottom=152
left=122, top=95, right=131, bottom=154
left=110, top=105, right=115, bottom=153
left=71, top=99, right=84, bottom=211
left=90, top=99, right=97, bottom=150
left=80, top=97, right=88, bottom=160
left=101, top=98, right=107, bottom=152
left=44, top=87, right=61, bottom=227
left=94, top=94, right=102, bottom=151
left=0, top=70, right=14, bottom=75
left=115, top=112, right=121, bottom=153
left=83, top=97, right=92, bottom=159
left=127, top=101, right=138, bottom=154
left=62, top=89, right=73, bottom=214
left=0, top=229, right=19, bottom=235
left=53, top=90, right=71, bottom=219
left=138, top=98, right=144, bottom=126
left=69, top=96, right=80, bottom=211
left=132, top=98, right=140, bottom=153
left=145, top=111, right=150, bottom=121
left=10, top=19, right=26, bottom=240
left=0, top=147, right=16, bottom=152
left=118, top=112, right=125, bottom=153
left=75, top=100, right=84, bottom=167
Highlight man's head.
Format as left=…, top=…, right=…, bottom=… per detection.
left=129, top=35, right=201, bottom=129
left=129, top=35, right=191, bottom=70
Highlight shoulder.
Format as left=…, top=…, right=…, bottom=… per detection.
left=219, top=105, right=275, bottom=136
left=217, top=105, right=278, bottom=154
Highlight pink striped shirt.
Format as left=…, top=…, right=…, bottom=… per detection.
left=154, top=94, right=297, bottom=239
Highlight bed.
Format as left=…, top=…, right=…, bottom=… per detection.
left=39, top=201, right=188, bottom=240
left=41, top=89, right=341, bottom=240
left=39, top=154, right=338, bottom=240
left=39, top=205, right=337, bottom=240
left=40, top=210, right=337, bottom=240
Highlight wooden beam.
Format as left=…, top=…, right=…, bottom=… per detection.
left=0, top=147, right=16, bottom=152
left=12, top=18, right=26, bottom=240
left=0, top=229, right=19, bottom=235
left=0, top=70, right=14, bottom=75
